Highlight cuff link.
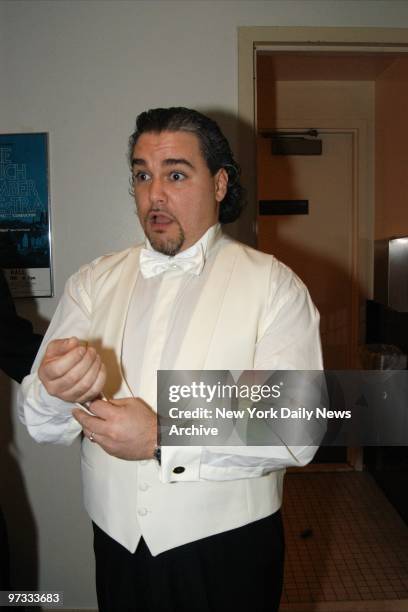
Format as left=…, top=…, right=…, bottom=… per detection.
left=172, top=466, right=185, bottom=474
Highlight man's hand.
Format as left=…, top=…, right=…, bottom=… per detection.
left=72, top=397, right=158, bottom=461
left=38, top=337, right=106, bottom=404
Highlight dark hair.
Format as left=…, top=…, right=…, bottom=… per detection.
left=128, top=107, right=246, bottom=223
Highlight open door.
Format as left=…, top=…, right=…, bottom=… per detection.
left=257, top=131, right=355, bottom=370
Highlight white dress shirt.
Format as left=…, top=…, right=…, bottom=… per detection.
left=19, top=224, right=323, bottom=483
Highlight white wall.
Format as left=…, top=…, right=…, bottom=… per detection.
left=2, top=1, right=408, bottom=608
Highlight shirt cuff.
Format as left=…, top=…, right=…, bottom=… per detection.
left=19, top=373, right=81, bottom=444
left=159, top=446, right=202, bottom=483
left=37, top=379, right=77, bottom=415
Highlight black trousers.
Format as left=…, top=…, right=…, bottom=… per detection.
left=93, top=511, right=284, bottom=612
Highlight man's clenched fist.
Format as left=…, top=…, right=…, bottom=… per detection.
left=38, top=337, right=106, bottom=403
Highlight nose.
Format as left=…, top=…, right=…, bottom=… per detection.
left=148, top=177, right=167, bottom=207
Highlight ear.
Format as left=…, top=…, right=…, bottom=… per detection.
left=214, top=168, right=228, bottom=203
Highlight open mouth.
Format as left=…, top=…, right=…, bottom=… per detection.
left=148, top=213, right=175, bottom=229
left=151, top=214, right=172, bottom=224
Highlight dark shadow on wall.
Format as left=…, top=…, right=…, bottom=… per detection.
left=197, top=107, right=257, bottom=248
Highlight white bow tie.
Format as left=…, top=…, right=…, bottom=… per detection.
left=139, top=243, right=205, bottom=279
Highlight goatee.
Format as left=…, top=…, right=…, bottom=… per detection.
left=146, top=225, right=185, bottom=257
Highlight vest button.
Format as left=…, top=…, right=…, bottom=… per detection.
left=173, top=466, right=185, bottom=474
left=137, top=507, right=148, bottom=517
left=139, top=482, right=149, bottom=492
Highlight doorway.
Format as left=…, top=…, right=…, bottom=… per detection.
left=238, top=27, right=408, bottom=469
left=257, top=129, right=354, bottom=369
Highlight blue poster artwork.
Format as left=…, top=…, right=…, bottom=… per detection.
left=0, top=133, right=53, bottom=297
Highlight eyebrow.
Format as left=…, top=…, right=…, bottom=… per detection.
left=132, top=157, right=195, bottom=170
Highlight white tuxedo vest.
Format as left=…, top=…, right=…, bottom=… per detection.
left=82, top=237, right=286, bottom=554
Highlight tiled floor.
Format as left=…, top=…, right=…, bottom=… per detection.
left=280, top=472, right=408, bottom=610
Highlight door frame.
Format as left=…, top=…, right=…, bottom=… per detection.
left=237, top=26, right=408, bottom=254
left=262, top=123, right=364, bottom=470
left=257, top=122, right=366, bottom=369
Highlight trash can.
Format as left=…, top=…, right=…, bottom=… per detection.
left=359, top=344, right=407, bottom=472
left=359, top=343, right=407, bottom=370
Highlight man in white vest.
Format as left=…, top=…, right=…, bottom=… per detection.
left=20, top=107, right=323, bottom=611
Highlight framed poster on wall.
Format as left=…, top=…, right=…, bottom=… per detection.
left=0, top=132, right=53, bottom=297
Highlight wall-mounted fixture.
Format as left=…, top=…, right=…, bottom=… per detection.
left=259, top=200, right=309, bottom=215
left=260, top=129, right=322, bottom=156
